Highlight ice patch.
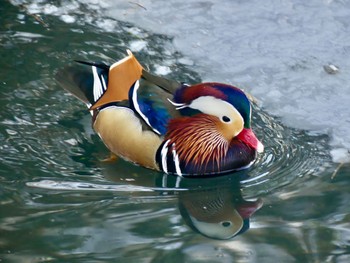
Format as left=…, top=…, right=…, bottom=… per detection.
left=95, top=18, right=118, bottom=32
left=12, top=0, right=350, bottom=163
left=129, top=40, right=147, bottom=52
left=154, top=65, right=171, bottom=75
left=60, top=14, right=75, bottom=24
left=330, top=148, right=350, bottom=163
left=42, top=4, right=59, bottom=15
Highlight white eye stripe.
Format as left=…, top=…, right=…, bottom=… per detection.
left=188, top=96, right=243, bottom=124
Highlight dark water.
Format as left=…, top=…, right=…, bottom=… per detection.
left=1, top=1, right=349, bottom=262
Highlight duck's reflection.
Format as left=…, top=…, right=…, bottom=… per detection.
left=158, top=174, right=263, bottom=239
left=179, top=187, right=262, bottom=239
left=101, top=160, right=263, bottom=239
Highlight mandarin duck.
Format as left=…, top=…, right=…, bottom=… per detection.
left=56, top=50, right=263, bottom=176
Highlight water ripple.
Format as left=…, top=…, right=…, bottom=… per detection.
left=241, top=107, right=331, bottom=197
left=26, top=180, right=155, bottom=192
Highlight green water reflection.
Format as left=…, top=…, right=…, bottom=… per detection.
left=0, top=1, right=349, bottom=262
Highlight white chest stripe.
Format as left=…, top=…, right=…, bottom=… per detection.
left=171, top=143, right=183, bottom=177
left=161, top=140, right=170, bottom=174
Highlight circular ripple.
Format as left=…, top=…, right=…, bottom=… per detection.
left=240, top=106, right=331, bottom=197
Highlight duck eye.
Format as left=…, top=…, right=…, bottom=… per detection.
left=222, top=116, right=231, bottom=123
left=221, top=221, right=232, bottom=227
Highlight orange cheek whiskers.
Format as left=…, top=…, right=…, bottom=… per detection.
left=166, top=116, right=230, bottom=171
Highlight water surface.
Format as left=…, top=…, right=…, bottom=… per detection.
left=1, top=1, right=349, bottom=262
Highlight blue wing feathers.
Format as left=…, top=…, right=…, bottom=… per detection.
left=129, top=78, right=175, bottom=135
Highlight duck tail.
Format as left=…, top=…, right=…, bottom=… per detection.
left=57, top=50, right=145, bottom=110
left=56, top=62, right=110, bottom=108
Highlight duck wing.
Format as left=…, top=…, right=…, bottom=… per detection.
left=130, top=71, right=183, bottom=136
left=56, top=50, right=184, bottom=135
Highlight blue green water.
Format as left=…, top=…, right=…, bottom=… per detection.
left=1, top=1, right=349, bottom=262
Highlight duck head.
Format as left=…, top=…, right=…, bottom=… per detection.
left=156, top=83, right=263, bottom=176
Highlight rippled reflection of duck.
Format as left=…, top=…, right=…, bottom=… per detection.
left=56, top=50, right=263, bottom=177
left=178, top=187, right=262, bottom=239
left=148, top=172, right=263, bottom=239
left=120, top=169, right=263, bottom=240
left=164, top=175, right=263, bottom=240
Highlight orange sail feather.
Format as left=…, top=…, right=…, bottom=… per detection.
left=90, top=50, right=143, bottom=110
